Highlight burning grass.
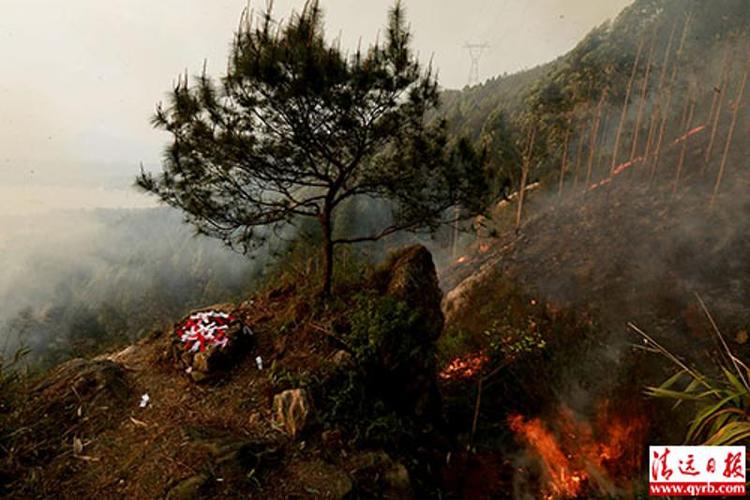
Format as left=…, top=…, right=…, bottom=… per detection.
left=509, top=402, right=648, bottom=498
left=438, top=352, right=489, bottom=381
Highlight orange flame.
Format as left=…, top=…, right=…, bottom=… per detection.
left=439, top=352, right=489, bottom=380
left=509, top=414, right=585, bottom=498
left=509, top=403, right=647, bottom=498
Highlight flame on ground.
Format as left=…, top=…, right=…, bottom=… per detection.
left=509, top=414, right=585, bottom=498
left=439, top=352, right=489, bottom=380
left=509, top=403, right=647, bottom=498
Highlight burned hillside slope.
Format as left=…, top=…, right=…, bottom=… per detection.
left=437, top=165, right=750, bottom=497
left=444, top=175, right=750, bottom=356
left=1, top=245, right=453, bottom=499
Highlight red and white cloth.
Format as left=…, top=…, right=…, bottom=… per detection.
left=175, top=310, right=236, bottom=353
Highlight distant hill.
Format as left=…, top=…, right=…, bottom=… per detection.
left=440, top=0, right=750, bottom=199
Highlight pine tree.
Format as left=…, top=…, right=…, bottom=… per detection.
left=138, top=1, right=486, bottom=297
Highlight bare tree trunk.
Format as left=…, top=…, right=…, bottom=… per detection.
left=558, top=124, right=571, bottom=198
left=596, top=108, right=611, bottom=181
left=642, top=107, right=659, bottom=178
left=678, top=92, right=691, bottom=130
left=642, top=22, right=677, bottom=178
left=610, top=34, right=645, bottom=176
left=649, top=15, right=692, bottom=188
left=630, top=31, right=657, bottom=163
left=572, top=110, right=589, bottom=192
left=516, top=127, right=536, bottom=231
left=657, top=22, right=678, bottom=94
left=585, top=91, right=607, bottom=191
left=711, top=66, right=749, bottom=206
left=673, top=95, right=696, bottom=194
left=649, top=87, right=674, bottom=187
left=704, top=45, right=733, bottom=170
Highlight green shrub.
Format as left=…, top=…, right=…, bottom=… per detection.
left=316, top=293, right=423, bottom=448
left=348, top=293, right=423, bottom=366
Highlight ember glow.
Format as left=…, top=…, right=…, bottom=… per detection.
left=672, top=124, right=706, bottom=145
left=509, top=403, right=647, bottom=498
left=589, top=157, right=643, bottom=191
left=612, top=157, right=643, bottom=176
left=455, top=255, right=470, bottom=265
left=439, top=352, right=489, bottom=380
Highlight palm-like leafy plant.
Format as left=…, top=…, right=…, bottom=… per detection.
left=630, top=294, right=750, bottom=446
left=646, top=366, right=750, bottom=445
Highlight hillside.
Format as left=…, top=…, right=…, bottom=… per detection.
left=1, top=245, right=454, bottom=498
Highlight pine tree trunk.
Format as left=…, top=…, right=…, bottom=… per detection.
left=712, top=66, right=749, bottom=206
left=320, top=212, right=334, bottom=298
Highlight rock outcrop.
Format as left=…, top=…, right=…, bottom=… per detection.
left=370, top=244, right=444, bottom=422
left=375, top=244, right=445, bottom=343
left=170, top=307, right=252, bottom=382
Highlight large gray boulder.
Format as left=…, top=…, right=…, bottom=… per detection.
left=370, top=245, right=444, bottom=421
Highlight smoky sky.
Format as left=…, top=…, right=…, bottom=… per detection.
left=0, top=0, right=632, bottom=181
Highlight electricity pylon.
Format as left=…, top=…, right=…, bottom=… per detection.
left=464, top=42, right=490, bottom=86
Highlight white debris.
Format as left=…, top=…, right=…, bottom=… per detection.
left=255, top=356, right=263, bottom=370
left=139, top=393, right=151, bottom=408
left=176, top=310, right=234, bottom=352
left=73, top=436, right=84, bottom=455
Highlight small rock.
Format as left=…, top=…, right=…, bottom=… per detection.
left=273, top=388, right=312, bottom=438
left=327, top=472, right=353, bottom=499
left=286, top=459, right=352, bottom=499
left=348, top=451, right=413, bottom=499
left=383, top=462, right=412, bottom=498
left=331, top=350, right=353, bottom=368
left=322, top=429, right=343, bottom=448
left=736, top=330, right=748, bottom=345
left=192, top=351, right=211, bottom=373
left=166, top=473, right=210, bottom=500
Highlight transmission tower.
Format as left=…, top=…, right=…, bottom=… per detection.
left=464, top=43, right=490, bottom=86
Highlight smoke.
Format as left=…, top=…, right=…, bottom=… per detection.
left=0, top=207, right=276, bottom=367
